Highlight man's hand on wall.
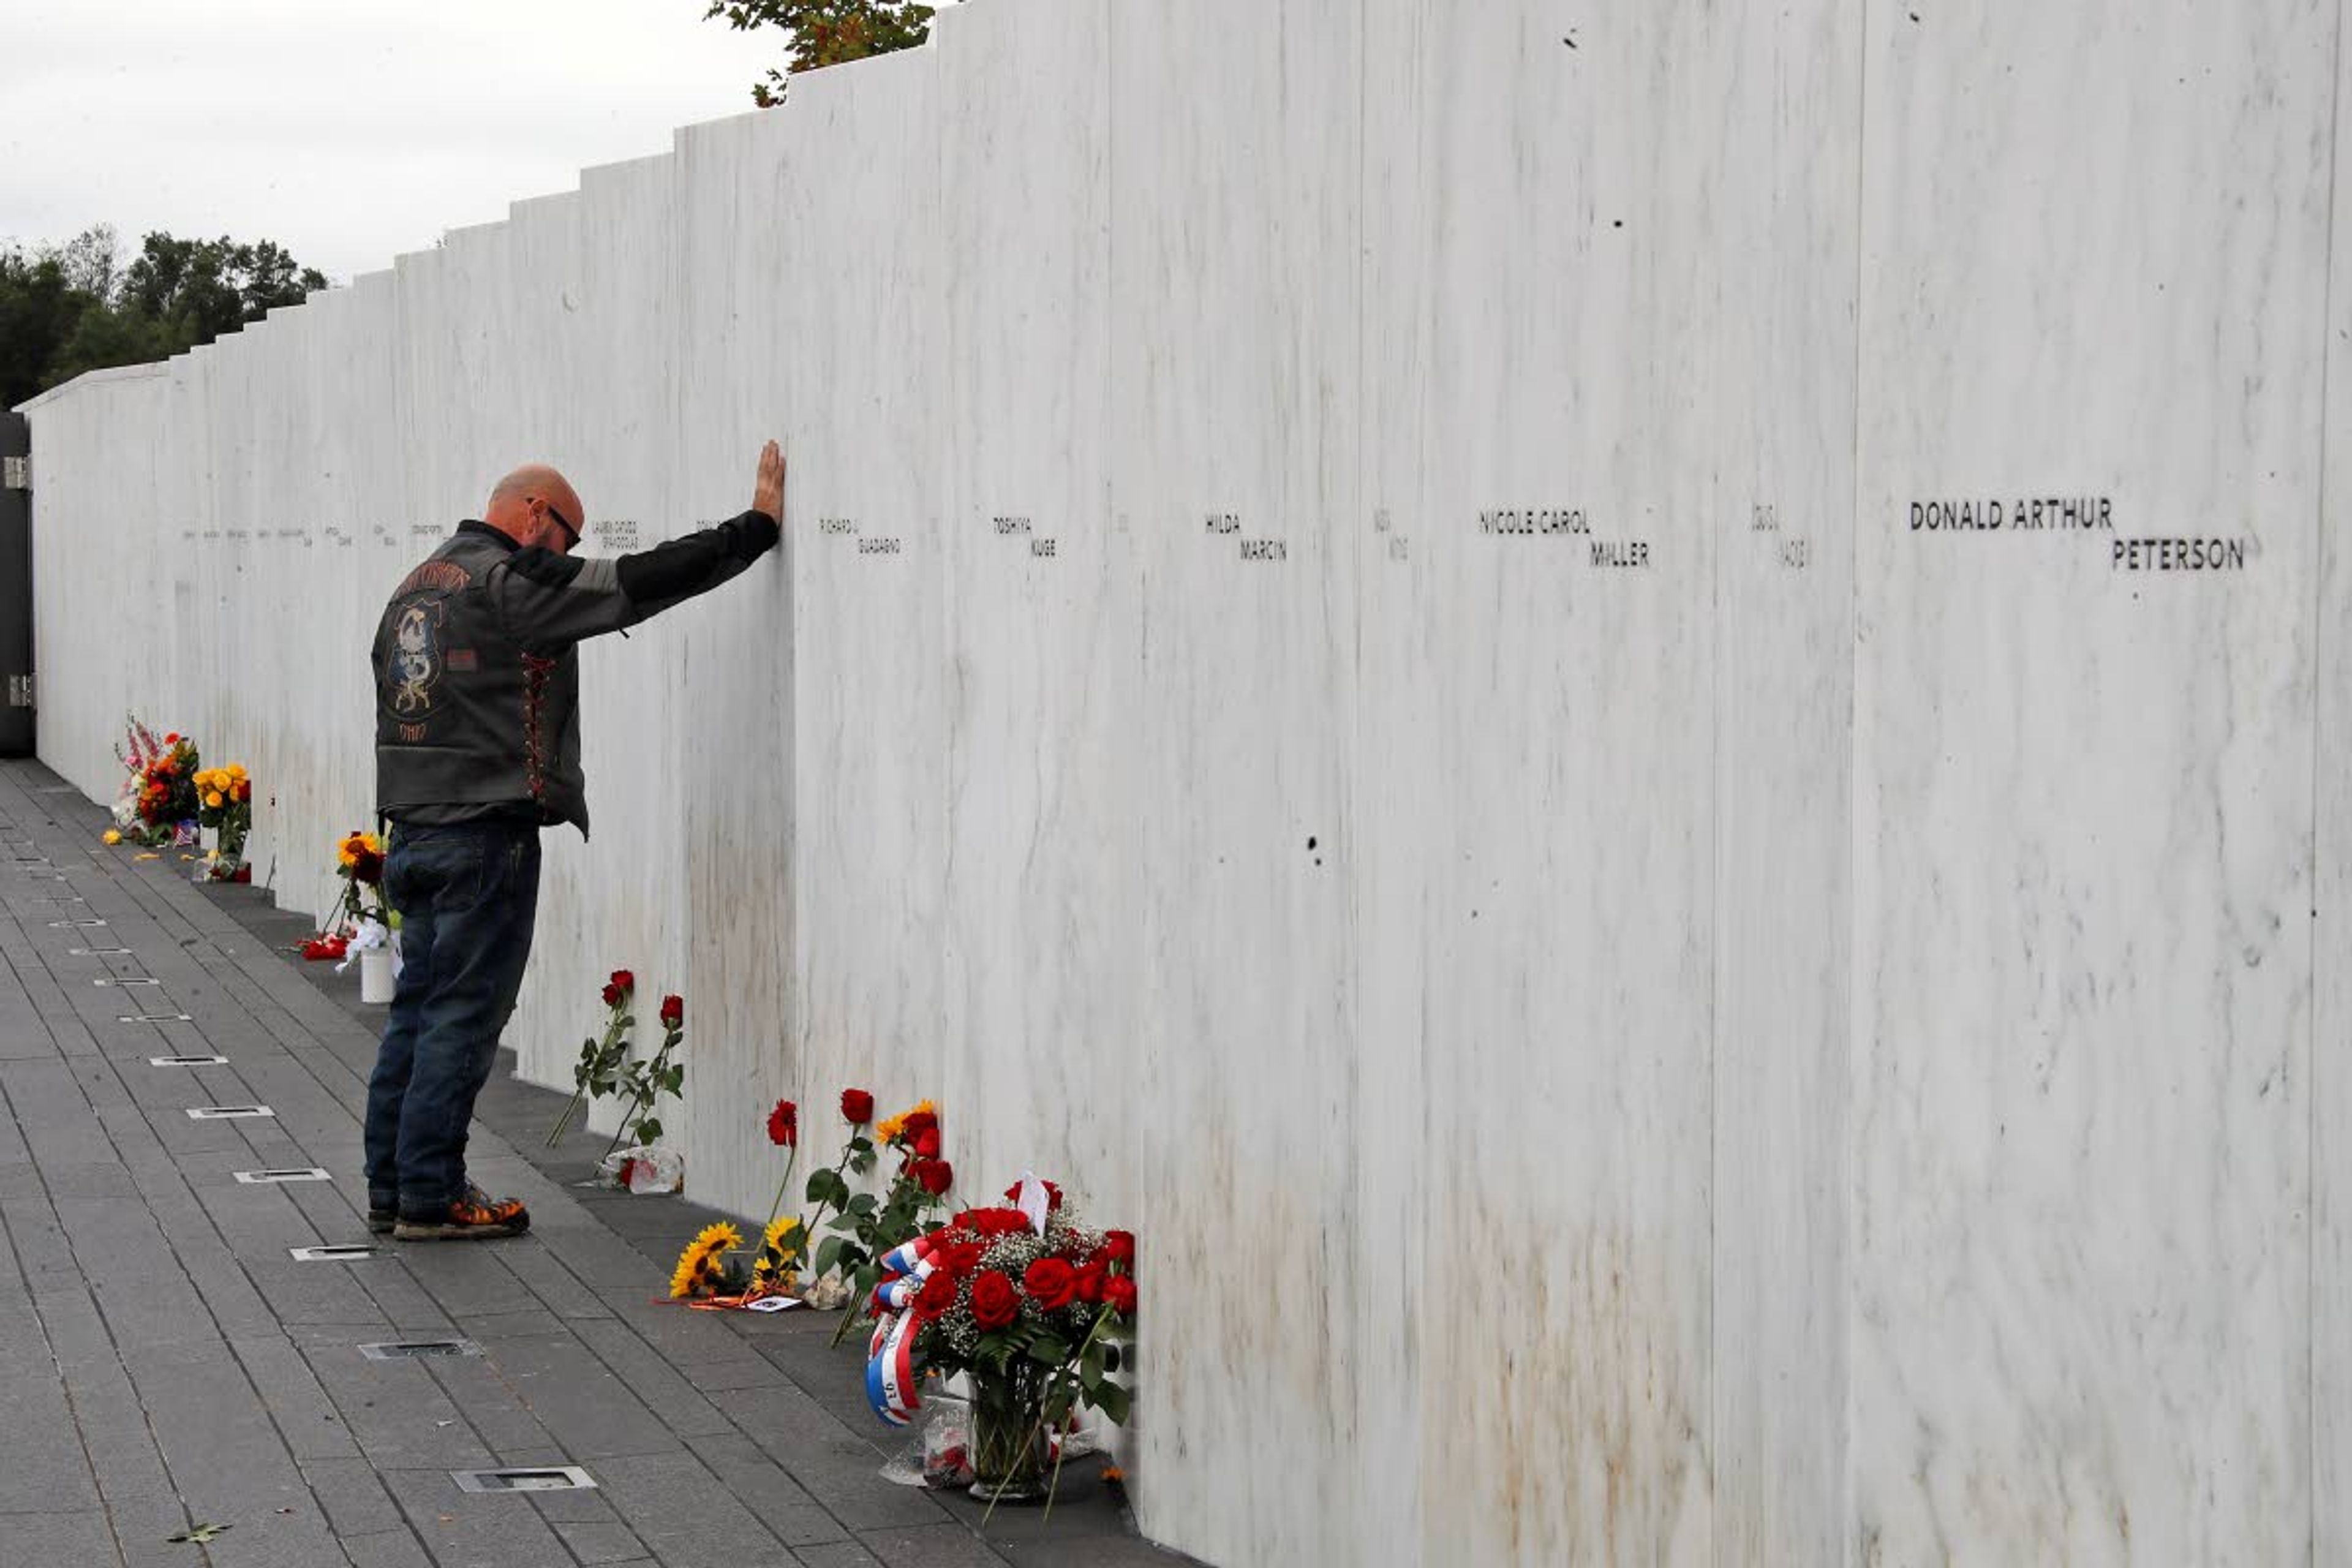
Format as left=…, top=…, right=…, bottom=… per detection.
left=753, top=440, right=785, bottom=524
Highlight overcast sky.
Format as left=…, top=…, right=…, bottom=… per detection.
left=1, top=0, right=913, bottom=284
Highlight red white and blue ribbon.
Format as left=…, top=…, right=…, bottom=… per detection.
left=865, top=1309, right=922, bottom=1427
left=864, top=1234, right=946, bottom=1427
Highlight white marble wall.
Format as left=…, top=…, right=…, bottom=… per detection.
left=2323, top=18, right=2352, bottom=1566
left=1852, top=2, right=2332, bottom=1561
left=18, top=1, right=2352, bottom=1562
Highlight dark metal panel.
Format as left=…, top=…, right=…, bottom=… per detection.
left=0, top=413, right=29, bottom=755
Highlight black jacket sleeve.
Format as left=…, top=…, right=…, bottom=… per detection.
left=489, top=510, right=779, bottom=652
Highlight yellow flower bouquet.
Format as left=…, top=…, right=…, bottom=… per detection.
left=192, top=762, right=253, bottom=881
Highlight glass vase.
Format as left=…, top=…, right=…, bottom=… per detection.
left=966, top=1379, right=1047, bottom=1504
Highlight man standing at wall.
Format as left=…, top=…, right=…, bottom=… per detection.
left=364, top=442, right=787, bottom=1240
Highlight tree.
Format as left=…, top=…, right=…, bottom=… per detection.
left=701, top=0, right=937, bottom=106
left=0, top=250, right=92, bottom=410
left=0, top=227, right=329, bottom=405
left=113, top=233, right=327, bottom=353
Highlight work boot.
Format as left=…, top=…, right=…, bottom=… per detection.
left=394, top=1183, right=531, bottom=1241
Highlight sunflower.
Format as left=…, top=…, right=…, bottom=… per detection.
left=668, top=1221, right=744, bottom=1300
left=336, top=829, right=382, bottom=869
left=873, top=1098, right=937, bottom=1146
left=752, top=1216, right=802, bottom=1291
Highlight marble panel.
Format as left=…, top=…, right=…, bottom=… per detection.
left=496, top=172, right=695, bottom=1101
left=26, top=363, right=172, bottom=801
left=931, top=0, right=1136, bottom=1280
left=1704, top=7, right=1861, bottom=1566
left=2315, top=12, right=2352, bottom=1565
left=1350, top=10, right=1436, bottom=1566
left=1851, top=2, right=2333, bottom=1560
left=1363, top=4, right=1731, bottom=1561
left=1106, top=4, right=1363, bottom=1562
left=669, top=108, right=807, bottom=1195
left=671, top=51, right=950, bottom=1223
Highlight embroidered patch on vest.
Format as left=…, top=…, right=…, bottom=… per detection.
left=390, top=599, right=446, bottom=718
left=394, top=559, right=472, bottom=598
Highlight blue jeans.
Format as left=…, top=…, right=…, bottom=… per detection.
left=363, top=820, right=541, bottom=1218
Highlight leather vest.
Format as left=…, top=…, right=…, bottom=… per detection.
left=372, top=524, right=589, bottom=834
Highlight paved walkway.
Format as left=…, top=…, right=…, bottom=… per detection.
left=0, top=758, right=1184, bottom=1568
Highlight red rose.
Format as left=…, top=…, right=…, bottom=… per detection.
left=766, top=1098, right=797, bottom=1147
left=1023, top=1257, right=1077, bottom=1312
left=840, top=1088, right=875, bottom=1125
left=1102, top=1275, right=1137, bottom=1317
left=1074, top=1261, right=1106, bottom=1304
left=965, top=1207, right=1028, bottom=1236
left=970, top=1270, right=1019, bottom=1330
left=913, top=1268, right=959, bottom=1320
left=913, top=1127, right=941, bottom=1159
left=164, top=732, right=180, bottom=744
left=601, top=982, right=624, bottom=1008
left=660, top=994, right=684, bottom=1029
left=902, top=1109, right=938, bottom=1142
left=911, top=1157, right=953, bottom=1196
left=609, top=969, right=635, bottom=993
left=935, top=1240, right=984, bottom=1276
left=1101, top=1230, right=1136, bottom=1266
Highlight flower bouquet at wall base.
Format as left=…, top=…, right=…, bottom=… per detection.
left=666, top=1215, right=804, bottom=1310
left=105, top=717, right=200, bottom=847
left=810, top=1097, right=956, bottom=1338
left=864, top=1175, right=1137, bottom=1511
left=302, top=831, right=391, bottom=965
left=190, top=762, right=252, bottom=882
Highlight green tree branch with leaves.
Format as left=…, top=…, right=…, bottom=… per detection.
left=700, top=0, right=937, bottom=105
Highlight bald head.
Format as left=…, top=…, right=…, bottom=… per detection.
left=483, top=464, right=584, bottom=554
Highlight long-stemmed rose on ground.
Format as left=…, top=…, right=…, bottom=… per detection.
left=823, top=1098, right=954, bottom=1345
left=797, top=1088, right=875, bottom=1245
left=548, top=971, right=635, bottom=1145
left=760, top=1096, right=799, bottom=1235
left=605, top=992, right=687, bottom=1158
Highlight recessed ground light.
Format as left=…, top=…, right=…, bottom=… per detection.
left=68, top=947, right=129, bottom=956
left=96, top=977, right=162, bottom=986
left=187, top=1106, right=273, bottom=1120
left=360, top=1340, right=480, bottom=1361
left=288, top=1245, right=381, bottom=1262
left=118, top=1013, right=193, bottom=1023
left=233, top=1168, right=330, bottom=1184
left=149, top=1055, right=228, bottom=1067
left=451, top=1468, right=597, bottom=1494
left=48, top=918, right=105, bottom=928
